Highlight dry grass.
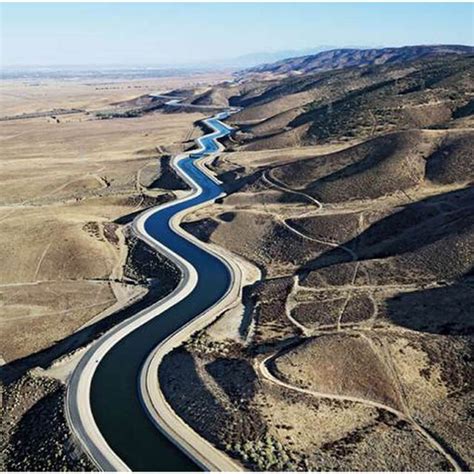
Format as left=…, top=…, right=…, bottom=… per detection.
left=256, top=384, right=450, bottom=471
left=0, top=73, right=230, bottom=116
left=0, top=79, right=206, bottom=363
left=0, top=281, right=115, bottom=362
left=272, top=334, right=402, bottom=408
left=0, top=111, right=204, bottom=206
left=219, top=141, right=359, bottom=171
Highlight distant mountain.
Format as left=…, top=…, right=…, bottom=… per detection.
left=242, top=44, right=474, bottom=76
left=207, top=45, right=375, bottom=69
left=218, top=47, right=338, bottom=68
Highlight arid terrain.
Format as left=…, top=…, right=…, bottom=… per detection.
left=1, top=45, right=472, bottom=471
left=160, top=46, right=474, bottom=471
left=0, top=71, right=229, bottom=470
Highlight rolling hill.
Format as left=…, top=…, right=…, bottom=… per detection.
left=187, top=46, right=473, bottom=151
left=242, top=44, right=474, bottom=77
left=165, top=43, right=474, bottom=472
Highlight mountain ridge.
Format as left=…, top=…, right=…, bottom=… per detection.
left=241, top=44, right=474, bottom=77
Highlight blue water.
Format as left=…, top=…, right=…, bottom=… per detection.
left=90, top=115, right=233, bottom=471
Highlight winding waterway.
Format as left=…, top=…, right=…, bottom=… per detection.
left=76, top=113, right=234, bottom=470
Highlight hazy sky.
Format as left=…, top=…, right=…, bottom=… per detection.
left=1, top=3, right=473, bottom=67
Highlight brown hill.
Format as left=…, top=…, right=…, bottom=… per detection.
left=243, top=45, right=474, bottom=77
left=232, top=56, right=474, bottom=149
left=271, top=129, right=473, bottom=203
left=169, top=44, right=474, bottom=473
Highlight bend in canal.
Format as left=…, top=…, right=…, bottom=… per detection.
left=73, top=112, right=234, bottom=471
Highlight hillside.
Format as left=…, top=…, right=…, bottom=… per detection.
left=243, top=45, right=474, bottom=77
left=232, top=55, right=473, bottom=149
left=185, top=47, right=473, bottom=152
left=271, top=129, right=474, bottom=202
left=160, top=44, right=474, bottom=472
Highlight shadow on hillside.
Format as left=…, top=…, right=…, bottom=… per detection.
left=1, top=238, right=181, bottom=385
left=5, top=385, right=91, bottom=471
left=159, top=348, right=265, bottom=449
left=296, top=186, right=474, bottom=336
left=159, top=348, right=229, bottom=447
left=206, top=357, right=259, bottom=402
left=0, top=286, right=165, bottom=385
left=303, top=186, right=474, bottom=271
left=385, top=271, right=474, bottom=336
left=305, top=133, right=400, bottom=188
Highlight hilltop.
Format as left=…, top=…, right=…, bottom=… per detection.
left=242, top=44, right=474, bottom=77
left=187, top=47, right=473, bottom=151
